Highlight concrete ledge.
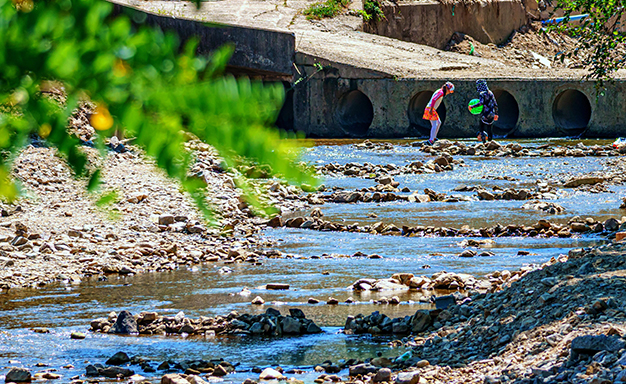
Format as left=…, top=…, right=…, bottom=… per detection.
left=116, top=3, right=296, bottom=76
left=295, top=76, right=626, bottom=138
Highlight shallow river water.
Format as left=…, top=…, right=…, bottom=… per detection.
left=0, top=138, right=624, bottom=382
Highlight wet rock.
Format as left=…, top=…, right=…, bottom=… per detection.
left=212, top=365, right=229, bottom=377
left=40, top=373, right=60, bottom=380
left=6, top=367, right=31, bottom=383
left=106, top=351, right=130, bottom=365
left=259, top=368, right=285, bottom=380
left=395, top=371, right=420, bottom=384
left=187, top=375, right=209, bottom=384
left=349, top=363, right=377, bottom=376
left=570, top=222, right=590, bottom=232
left=434, top=295, right=455, bottom=309
left=70, top=331, right=85, bottom=339
left=100, top=366, right=134, bottom=378
left=85, top=364, right=102, bottom=376
left=266, top=216, right=283, bottom=228
left=108, top=310, right=138, bottom=334
left=408, top=193, right=430, bottom=203
left=605, top=218, right=620, bottom=232
left=251, top=296, right=265, bottom=305
left=289, top=308, right=306, bottom=318
left=308, top=298, right=320, bottom=304
left=281, top=316, right=301, bottom=334
left=459, top=249, right=476, bottom=258
left=333, top=192, right=362, bottom=203
left=410, top=310, right=432, bottom=333
left=161, top=374, right=189, bottom=384
left=327, top=297, right=339, bottom=305
left=563, top=176, right=604, bottom=188
left=266, top=283, right=290, bottom=290
left=306, top=322, right=323, bottom=333
left=242, top=379, right=258, bottom=384
left=373, top=368, right=391, bottom=383
left=139, top=312, right=158, bottom=323
left=370, top=357, right=393, bottom=368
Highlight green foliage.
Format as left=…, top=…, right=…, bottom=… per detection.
left=545, top=0, right=626, bottom=87
left=362, top=0, right=385, bottom=22
left=0, top=0, right=316, bottom=219
left=95, top=189, right=120, bottom=207
left=303, top=0, right=351, bottom=20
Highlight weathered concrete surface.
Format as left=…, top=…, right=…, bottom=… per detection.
left=116, top=3, right=295, bottom=77
left=294, top=64, right=625, bottom=138
left=112, top=0, right=626, bottom=138
left=364, top=0, right=530, bottom=49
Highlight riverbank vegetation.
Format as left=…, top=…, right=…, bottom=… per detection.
left=0, top=0, right=313, bottom=218
left=546, top=0, right=626, bottom=86
left=303, top=0, right=350, bottom=19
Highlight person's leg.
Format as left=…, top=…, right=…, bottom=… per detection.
left=429, top=119, right=441, bottom=143
left=486, top=123, right=494, bottom=141
left=479, top=121, right=487, bottom=144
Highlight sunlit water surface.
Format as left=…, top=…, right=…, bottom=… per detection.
left=0, top=139, right=623, bottom=382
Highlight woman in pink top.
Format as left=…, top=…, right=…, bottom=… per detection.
left=422, top=82, right=455, bottom=145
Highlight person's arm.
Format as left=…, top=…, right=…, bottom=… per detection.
left=477, top=92, right=486, bottom=107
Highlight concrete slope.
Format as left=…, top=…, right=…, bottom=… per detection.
left=115, top=0, right=619, bottom=80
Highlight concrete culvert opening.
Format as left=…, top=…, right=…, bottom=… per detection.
left=408, top=91, right=447, bottom=136
left=552, top=89, right=592, bottom=134
left=336, top=90, right=374, bottom=136
left=492, top=90, right=519, bottom=136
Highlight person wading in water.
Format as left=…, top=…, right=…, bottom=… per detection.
left=474, top=79, right=499, bottom=144
left=422, top=82, right=455, bottom=145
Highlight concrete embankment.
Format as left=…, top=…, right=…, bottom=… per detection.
left=114, top=0, right=626, bottom=138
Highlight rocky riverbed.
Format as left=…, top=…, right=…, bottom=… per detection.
left=90, top=308, right=322, bottom=337
left=2, top=137, right=626, bottom=384
left=0, top=142, right=311, bottom=290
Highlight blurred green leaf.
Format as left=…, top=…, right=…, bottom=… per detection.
left=0, top=0, right=315, bottom=220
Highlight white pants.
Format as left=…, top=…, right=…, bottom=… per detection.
left=429, top=119, right=441, bottom=142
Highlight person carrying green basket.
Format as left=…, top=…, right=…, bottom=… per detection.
left=472, top=79, right=499, bottom=144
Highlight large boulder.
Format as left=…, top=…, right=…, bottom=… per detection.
left=100, top=366, right=134, bottom=378
left=105, top=351, right=130, bottom=365
left=571, top=335, right=626, bottom=356
left=410, top=310, right=432, bottom=333
left=395, top=371, right=420, bottom=384
left=288, top=308, right=306, bottom=318
left=281, top=317, right=301, bottom=334
left=373, top=368, right=392, bottom=383
left=349, top=363, right=377, bottom=376
left=391, top=273, right=414, bottom=286
left=162, top=374, right=190, bottom=384
left=371, top=279, right=408, bottom=291
left=563, top=176, right=604, bottom=188
left=186, top=376, right=209, bottom=384
left=107, top=311, right=138, bottom=334
left=259, top=368, right=285, bottom=380
left=5, top=368, right=31, bottom=383
left=306, top=322, right=322, bottom=333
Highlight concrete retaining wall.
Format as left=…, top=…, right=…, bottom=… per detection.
left=118, top=4, right=295, bottom=76
left=364, top=0, right=529, bottom=49
left=293, top=66, right=626, bottom=138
